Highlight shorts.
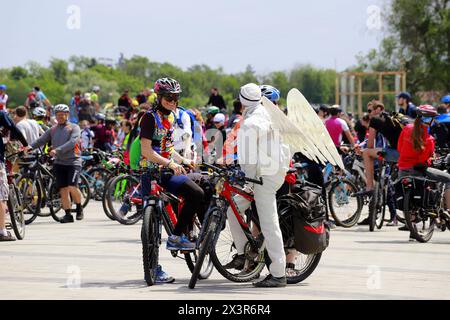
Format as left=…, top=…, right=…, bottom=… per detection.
left=383, top=147, right=400, bottom=163
left=54, top=164, right=81, bottom=191
left=0, top=162, right=9, bottom=201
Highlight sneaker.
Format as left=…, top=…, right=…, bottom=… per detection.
left=409, top=234, right=416, bottom=242
left=354, top=189, right=374, bottom=198
left=0, top=231, right=16, bottom=242
left=358, top=218, right=369, bottom=226
left=253, top=274, right=287, bottom=288
left=166, top=235, right=196, bottom=251
left=60, top=214, right=74, bottom=224
left=224, top=254, right=246, bottom=270
left=398, top=225, right=409, bottom=231
left=155, top=265, right=175, bottom=284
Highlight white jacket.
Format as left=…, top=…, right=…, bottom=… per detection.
left=237, top=104, right=290, bottom=180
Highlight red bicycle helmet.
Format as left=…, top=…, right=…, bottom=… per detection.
left=154, top=78, right=182, bottom=95
left=416, top=105, right=438, bottom=118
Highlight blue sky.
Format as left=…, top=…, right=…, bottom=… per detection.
left=2, top=0, right=388, bottom=74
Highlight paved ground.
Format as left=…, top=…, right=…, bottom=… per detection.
left=1, top=201, right=450, bottom=300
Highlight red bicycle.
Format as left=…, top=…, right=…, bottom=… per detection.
left=189, top=163, right=322, bottom=289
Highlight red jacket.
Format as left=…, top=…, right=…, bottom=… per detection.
left=397, top=124, right=435, bottom=170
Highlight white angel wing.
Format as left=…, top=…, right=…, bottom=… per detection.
left=261, top=97, right=320, bottom=162
left=287, top=89, right=345, bottom=169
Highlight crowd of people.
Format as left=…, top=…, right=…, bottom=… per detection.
left=1, top=79, right=450, bottom=288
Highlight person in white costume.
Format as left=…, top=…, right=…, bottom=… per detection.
left=226, top=83, right=290, bottom=288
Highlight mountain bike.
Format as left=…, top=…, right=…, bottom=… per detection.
left=5, top=153, right=25, bottom=240
left=140, top=168, right=214, bottom=286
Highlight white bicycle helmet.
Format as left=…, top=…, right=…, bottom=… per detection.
left=33, top=107, right=47, bottom=117
left=54, top=104, right=70, bottom=113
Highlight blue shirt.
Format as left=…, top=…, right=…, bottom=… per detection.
left=436, top=113, right=450, bottom=124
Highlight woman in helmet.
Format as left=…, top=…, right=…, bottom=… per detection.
left=139, top=78, right=205, bottom=284
left=397, top=105, right=450, bottom=219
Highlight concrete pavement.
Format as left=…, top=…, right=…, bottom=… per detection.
left=1, top=201, right=450, bottom=300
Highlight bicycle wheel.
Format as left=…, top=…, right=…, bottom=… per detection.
left=108, top=174, right=143, bottom=225
left=141, top=205, right=160, bottom=286
left=376, top=183, right=387, bottom=230
left=85, top=167, right=111, bottom=201
left=49, top=182, right=64, bottom=222
left=184, top=217, right=214, bottom=280
left=328, top=179, right=362, bottom=228
left=209, top=209, right=266, bottom=283
left=16, top=175, right=41, bottom=225
left=79, top=174, right=91, bottom=209
left=188, top=214, right=217, bottom=289
left=403, top=191, right=435, bottom=243
left=102, top=176, right=118, bottom=221
left=278, top=206, right=322, bottom=284
left=8, top=185, right=25, bottom=240
left=368, top=182, right=380, bottom=232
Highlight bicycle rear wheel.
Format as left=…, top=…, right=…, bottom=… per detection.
left=102, top=176, right=117, bottom=221
left=376, top=183, right=387, bottom=230
left=8, top=185, right=25, bottom=240
left=403, top=191, right=435, bottom=243
left=328, top=179, right=362, bottom=228
left=141, top=205, right=160, bottom=286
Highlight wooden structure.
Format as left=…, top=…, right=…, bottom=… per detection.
left=335, top=71, right=407, bottom=117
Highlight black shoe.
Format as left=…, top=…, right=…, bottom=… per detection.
left=60, top=214, right=74, bottom=224
left=398, top=225, right=409, bottom=231
left=253, top=274, right=287, bottom=288
left=223, top=254, right=246, bottom=270
left=76, top=210, right=84, bottom=221
left=358, top=218, right=369, bottom=226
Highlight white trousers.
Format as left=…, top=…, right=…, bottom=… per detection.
left=226, top=174, right=286, bottom=278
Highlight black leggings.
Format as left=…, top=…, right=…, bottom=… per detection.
left=173, top=178, right=205, bottom=236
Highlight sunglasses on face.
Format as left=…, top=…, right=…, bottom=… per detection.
left=162, top=94, right=180, bottom=103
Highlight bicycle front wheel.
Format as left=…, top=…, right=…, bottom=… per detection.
left=108, top=174, right=142, bottom=225
left=185, top=217, right=214, bottom=280
left=8, top=185, right=25, bottom=240
left=16, top=175, right=41, bottom=225
left=141, top=205, right=160, bottom=286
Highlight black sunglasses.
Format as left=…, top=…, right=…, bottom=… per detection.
left=162, top=94, right=180, bottom=103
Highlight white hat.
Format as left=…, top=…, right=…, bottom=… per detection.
left=239, top=83, right=262, bottom=107
left=84, top=93, right=92, bottom=100
left=213, top=113, right=226, bottom=124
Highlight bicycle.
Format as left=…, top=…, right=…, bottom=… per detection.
left=140, top=168, right=214, bottom=286
left=5, top=152, right=25, bottom=240
left=189, top=163, right=322, bottom=289
left=367, top=151, right=398, bottom=232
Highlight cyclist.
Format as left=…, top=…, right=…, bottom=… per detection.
left=0, top=111, right=29, bottom=241
left=139, top=78, right=205, bottom=284
left=13, top=106, right=43, bottom=144
left=397, top=92, right=417, bottom=118
left=397, top=105, right=450, bottom=232
left=0, top=85, right=8, bottom=112
left=441, top=95, right=450, bottom=113
left=226, top=83, right=289, bottom=288
left=356, top=101, right=402, bottom=198
left=33, top=107, right=50, bottom=131
left=27, top=104, right=84, bottom=224
left=325, top=105, right=355, bottom=149
left=205, top=106, right=220, bottom=131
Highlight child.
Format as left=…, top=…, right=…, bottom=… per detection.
left=80, top=120, right=95, bottom=151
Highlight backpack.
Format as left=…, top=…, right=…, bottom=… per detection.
left=176, top=107, right=198, bottom=142
left=129, top=109, right=166, bottom=170
left=278, top=184, right=330, bottom=255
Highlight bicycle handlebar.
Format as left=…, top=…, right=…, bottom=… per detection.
left=201, top=163, right=263, bottom=185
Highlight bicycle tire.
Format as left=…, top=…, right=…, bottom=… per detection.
left=184, top=217, right=214, bottom=280
left=79, top=174, right=91, bottom=209
left=141, top=205, right=160, bottom=286
left=209, top=210, right=266, bottom=283
left=376, top=182, right=386, bottom=230
left=102, top=176, right=117, bottom=221
left=108, top=174, right=142, bottom=225
left=328, top=179, right=362, bottom=228
left=286, top=253, right=322, bottom=284
left=188, top=218, right=217, bottom=289
left=403, top=191, right=435, bottom=243
left=368, top=182, right=379, bottom=232
left=49, top=182, right=64, bottom=222
left=16, top=175, right=41, bottom=225
left=8, top=185, right=25, bottom=240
